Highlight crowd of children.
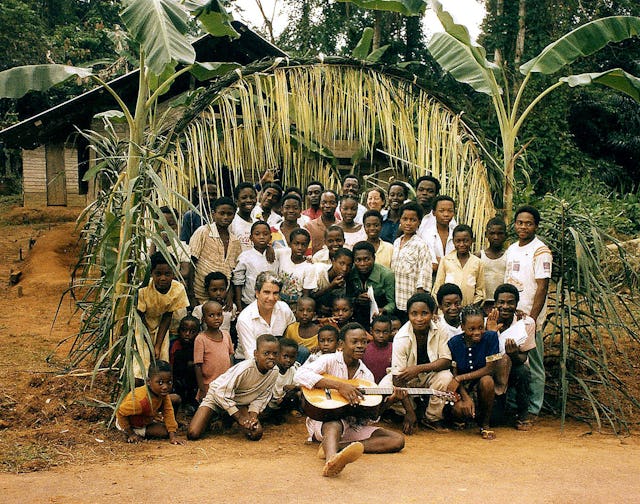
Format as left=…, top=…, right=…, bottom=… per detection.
left=118, top=174, right=553, bottom=477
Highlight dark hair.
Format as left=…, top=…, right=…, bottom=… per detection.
left=147, top=360, right=171, bottom=379
left=332, top=247, right=353, bottom=261
left=333, top=296, right=353, bottom=309
left=255, top=271, right=282, bottom=292
left=150, top=251, right=173, bottom=270
left=389, top=314, right=401, bottom=324
left=340, top=321, right=366, bottom=341
left=486, top=216, right=507, bottom=230
left=460, top=305, right=485, bottom=325
left=389, top=181, right=408, bottom=198
left=371, top=314, right=392, bottom=328
left=343, top=174, right=360, bottom=185
left=399, top=201, right=424, bottom=221
left=179, top=315, right=200, bottom=329
left=352, top=240, right=375, bottom=257
left=363, top=209, right=383, bottom=225
left=494, top=283, right=520, bottom=304
left=406, top=292, right=437, bottom=313
left=262, top=182, right=283, bottom=198
left=279, top=337, right=299, bottom=352
left=340, top=194, right=359, bottom=207
left=452, top=223, right=474, bottom=239
left=416, top=175, right=441, bottom=193
left=233, top=182, right=256, bottom=199
left=283, top=187, right=303, bottom=200
left=514, top=205, right=541, bottom=225
left=297, top=295, right=316, bottom=308
left=325, top=225, right=345, bottom=237
left=317, top=325, right=339, bottom=340
left=306, top=180, right=324, bottom=192
left=436, top=283, right=463, bottom=304
left=290, top=227, right=311, bottom=243
left=256, top=334, right=279, bottom=348
left=159, top=205, right=177, bottom=215
left=251, top=220, right=271, bottom=234
left=432, top=194, right=455, bottom=211
left=367, top=187, right=386, bottom=203
left=321, top=189, right=339, bottom=201
left=281, top=193, right=302, bottom=206
left=212, top=196, right=236, bottom=211
left=202, top=300, right=223, bottom=313
left=204, top=271, right=228, bottom=290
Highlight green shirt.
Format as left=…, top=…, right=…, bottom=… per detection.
left=347, top=263, right=396, bottom=316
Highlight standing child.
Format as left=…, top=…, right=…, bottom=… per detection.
left=170, top=315, right=200, bottom=414
left=265, top=338, right=301, bottom=423
left=477, top=217, right=508, bottom=314
left=447, top=305, right=501, bottom=440
left=337, top=195, right=367, bottom=249
left=233, top=220, right=279, bottom=310
left=390, top=202, right=433, bottom=322
left=188, top=334, right=280, bottom=441
left=271, top=194, right=312, bottom=253
left=312, top=225, right=345, bottom=266
left=230, top=182, right=258, bottom=252
left=433, top=224, right=486, bottom=306
left=363, top=210, right=394, bottom=269
left=305, top=325, right=340, bottom=363
left=362, top=315, right=393, bottom=383
left=284, top=296, right=320, bottom=363
left=116, top=361, right=182, bottom=444
left=134, top=252, right=190, bottom=381
left=192, top=271, right=236, bottom=333
left=276, top=228, right=317, bottom=308
left=194, top=301, right=234, bottom=401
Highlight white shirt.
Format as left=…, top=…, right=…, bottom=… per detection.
left=417, top=211, right=457, bottom=242
left=419, top=221, right=455, bottom=265
left=236, top=300, right=296, bottom=360
left=336, top=203, right=367, bottom=225
left=233, top=248, right=279, bottom=306
left=251, top=204, right=283, bottom=227
left=230, top=213, right=254, bottom=252
left=276, top=248, right=318, bottom=305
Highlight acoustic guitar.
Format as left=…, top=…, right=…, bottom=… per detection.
left=301, top=374, right=458, bottom=421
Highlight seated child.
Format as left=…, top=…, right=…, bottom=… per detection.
left=295, top=323, right=405, bottom=477
left=284, top=296, right=320, bottom=363
left=433, top=224, right=486, bottom=306
left=305, top=325, right=340, bottom=364
left=264, top=338, right=301, bottom=423
left=276, top=228, right=317, bottom=308
left=362, top=315, right=393, bottom=384
left=435, top=283, right=463, bottom=340
left=134, top=252, right=190, bottom=382
left=313, top=247, right=353, bottom=317
left=116, top=360, right=182, bottom=444
left=327, top=296, right=355, bottom=331
left=194, top=301, right=234, bottom=401
left=192, top=271, right=236, bottom=333
left=170, top=315, right=200, bottom=414
left=187, top=334, right=280, bottom=441
left=312, top=225, right=346, bottom=266
left=447, top=305, right=501, bottom=440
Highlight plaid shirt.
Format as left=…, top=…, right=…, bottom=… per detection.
left=391, top=234, right=433, bottom=310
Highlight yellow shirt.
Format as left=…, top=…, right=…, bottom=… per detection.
left=374, top=240, right=394, bottom=269
left=433, top=251, right=486, bottom=306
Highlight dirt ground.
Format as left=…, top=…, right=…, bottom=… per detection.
left=0, top=197, right=639, bottom=503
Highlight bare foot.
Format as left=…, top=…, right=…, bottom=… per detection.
left=322, top=442, right=364, bottom=477
left=317, top=443, right=325, bottom=459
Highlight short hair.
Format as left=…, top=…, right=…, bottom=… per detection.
left=432, top=194, right=455, bottom=211
left=179, top=315, right=200, bottom=329
left=367, top=187, right=386, bottom=203
left=256, top=333, right=279, bottom=349
left=494, top=283, right=520, bottom=304
left=290, top=227, right=311, bottom=243
left=317, top=325, right=339, bottom=340
left=281, top=193, right=302, bottom=206
left=212, top=196, right=236, bottom=211
left=389, top=314, right=401, bottom=324
left=352, top=240, right=375, bottom=257
left=325, top=225, right=345, bottom=237
left=340, top=194, right=359, bottom=207
left=283, top=186, right=303, bottom=200
left=262, top=182, right=283, bottom=198
left=436, top=283, right=463, bottom=304
left=159, top=205, right=177, bottom=215
left=233, top=181, right=256, bottom=199
left=332, top=247, right=353, bottom=261
left=371, top=314, right=392, bottom=328
left=150, top=251, right=172, bottom=270
left=279, top=337, right=299, bottom=352
left=255, top=271, right=282, bottom=292
left=321, top=189, right=339, bottom=201
left=363, top=209, right=383, bottom=224
left=306, top=180, right=324, bottom=192
left=486, top=216, right=507, bottom=230
left=342, top=174, right=360, bottom=185
left=251, top=220, right=271, bottom=234
left=147, top=360, right=171, bottom=379
left=452, top=223, right=474, bottom=239
left=514, top=205, right=541, bottom=225
left=406, top=292, right=437, bottom=313
left=204, top=271, right=228, bottom=290
left=339, top=321, right=366, bottom=341
left=333, top=296, right=353, bottom=308
left=460, top=304, right=485, bottom=325
left=416, top=175, right=441, bottom=193
left=203, top=300, right=223, bottom=313
left=399, top=201, right=424, bottom=220
left=297, top=295, right=316, bottom=308
left=389, top=181, right=408, bottom=198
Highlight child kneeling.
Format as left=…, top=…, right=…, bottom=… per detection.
left=187, top=334, right=280, bottom=441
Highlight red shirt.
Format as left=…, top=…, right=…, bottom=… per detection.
left=362, top=342, right=392, bottom=384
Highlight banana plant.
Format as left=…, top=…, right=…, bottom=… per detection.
left=427, top=0, right=640, bottom=219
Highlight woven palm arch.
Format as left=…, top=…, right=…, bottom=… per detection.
left=163, top=58, right=497, bottom=243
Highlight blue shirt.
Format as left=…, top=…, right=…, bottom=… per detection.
left=380, top=215, right=400, bottom=244
left=447, top=331, right=500, bottom=374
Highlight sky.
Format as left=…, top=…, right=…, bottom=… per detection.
left=232, top=0, right=487, bottom=41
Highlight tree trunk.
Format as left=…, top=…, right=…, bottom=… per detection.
left=373, top=11, right=382, bottom=50
left=514, top=0, right=526, bottom=67
left=493, top=0, right=503, bottom=66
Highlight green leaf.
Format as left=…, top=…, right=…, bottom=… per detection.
left=338, top=0, right=426, bottom=16
left=560, top=69, right=640, bottom=103
left=120, top=0, right=195, bottom=76
left=366, top=44, right=389, bottom=63
left=521, top=16, right=640, bottom=75
left=190, top=62, right=241, bottom=81
left=182, top=0, right=239, bottom=39
left=93, top=110, right=128, bottom=123
left=147, top=62, right=178, bottom=93
left=427, top=32, right=499, bottom=96
left=0, top=64, right=93, bottom=99
left=352, top=27, right=374, bottom=60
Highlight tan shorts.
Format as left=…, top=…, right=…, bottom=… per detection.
left=115, top=418, right=146, bottom=437
left=307, top=417, right=380, bottom=443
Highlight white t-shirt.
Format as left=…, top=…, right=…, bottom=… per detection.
left=504, top=236, right=552, bottom=327
left=275, top=248, right=318, bottom=305
left=192, top=303, right=236, bottom=332
left=230, top=213, right=254, bottom=252
left=233, top=248, right=279, bottom=306
left=343, top=227, right=368, bottom=249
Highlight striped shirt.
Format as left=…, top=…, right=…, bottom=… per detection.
left=391, top=234, right=433, bottom=311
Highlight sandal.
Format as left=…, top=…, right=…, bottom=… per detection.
left=452, top=421, right=467, bottom=431
left=516, top=419, right=533, bottom=431
left=480, top=427, right=496, bottom=440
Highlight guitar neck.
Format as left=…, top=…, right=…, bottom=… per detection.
left=359, top=387, right=440, bottom=396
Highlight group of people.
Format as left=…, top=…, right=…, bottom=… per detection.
left=116, top=172, right=553, bottom=477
